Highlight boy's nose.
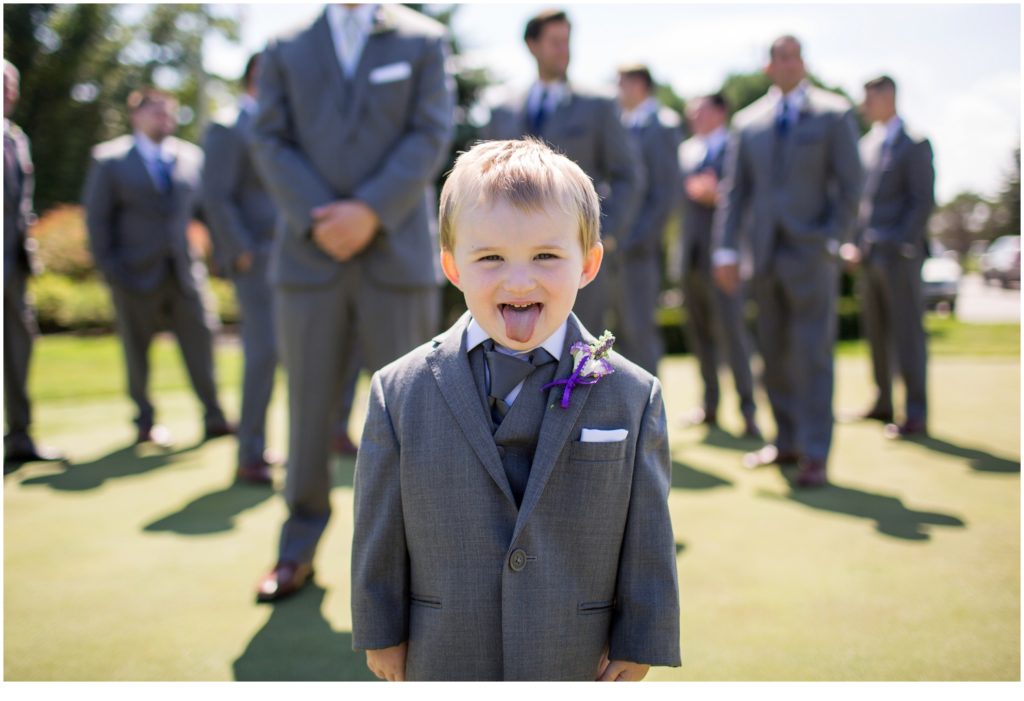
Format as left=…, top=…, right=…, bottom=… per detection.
left=502, top=266, right=536, bottom=294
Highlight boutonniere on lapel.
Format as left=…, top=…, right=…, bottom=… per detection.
left=543, top=331, right=615, bottom=408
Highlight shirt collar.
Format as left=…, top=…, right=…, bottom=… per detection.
left=238, top=93, right=258, bottom=115
left=528, top=80, right=568, bottom=115
left=883, top=115, right=903, bottom=143
left=621, top=96, right=659, bottom=128
left=326, top=3, right=378, bottom=38
left=700, top=125, right=729, bottom=155
left=466, top=317, right=566, bottom=361
left=133, top=131, right=170, bottom=162
left=768, top=79, right=809, bottom=115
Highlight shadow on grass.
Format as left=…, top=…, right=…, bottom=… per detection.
left=233, top=583, right=376, bottom=681
left=700, top=425, right=767, bottom=453
left=761, top=480, right=966, bottom=541
left=144, top=481, right=274, bottom=535
left=334, top=456, right=358, bottom=488
left=671, top=460, right=733, bottom=490
left=906, top=434, right=1020, bottom=474
left=18, top=442, right=201, bottom=492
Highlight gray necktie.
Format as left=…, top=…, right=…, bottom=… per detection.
left=484, top=340, right=555, bottom=424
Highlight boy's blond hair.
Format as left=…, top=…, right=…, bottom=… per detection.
left=439, top=138, right=601, bottom=252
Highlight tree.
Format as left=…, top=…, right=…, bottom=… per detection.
left=3, top=4, right=239, bottom=211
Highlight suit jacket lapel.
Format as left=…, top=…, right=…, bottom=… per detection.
left=345, top=25, right=395, bottom=138
left=511, top=314, right=596, bottom=543
left=125, top=145, right=171, bottom=214
left=312, top=12, right=352, bottom=119
left=426, top=312, right=516, bottom=507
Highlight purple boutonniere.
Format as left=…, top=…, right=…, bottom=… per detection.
left=542, top=330, right=616, bottom=408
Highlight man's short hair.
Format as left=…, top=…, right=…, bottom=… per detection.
left=439, top=138, right=601, bottom=253
left=243, top=53, right=261, bottom=90
left=864, top=75, right=897, bottom=94
left=617, top=63, right=654, bottom=90
left=701, top=92, right=729, bottom=114
left=769, top=35, right=802, bottom=60
left=126, top=87, right=177, bottom=113
left=524, top=9, right=570, bottom=43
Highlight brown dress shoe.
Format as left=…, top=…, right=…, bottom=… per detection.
left=236, top=461, right=273, bottom=485
left=742, top=444, right=799, bottom=469
left=256, top=561, right=314, bottom=603
left=795, top=457, right=828, bottom=488
left=883, top=418, right=927, bottom=440
left=680, top=407, right=717, bottom=428
left=137, top=424, right=173, bottom=448
left=331, top=433, right=359, bottom=456
left=4, top=443, right=66, bottom=463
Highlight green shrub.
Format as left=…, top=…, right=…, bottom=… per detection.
left=30, top=205, right=95, bottom=279
left=30, top=273, right=115, bottom=332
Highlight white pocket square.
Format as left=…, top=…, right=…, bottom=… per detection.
left=369, top=61, right=412, bottom=84
left=580, top=428, right=628, bottom=443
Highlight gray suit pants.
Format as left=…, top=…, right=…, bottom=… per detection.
left=610, top=250, right=663, bottom=376
left=859, top=251, right=928, bottom=422
left=683, top=267, right=756, bottom=418
left=753, top=246, right=839, bottom=461
left=4, top=271, right=35, bottom=447
left=274, top=267, right=439, bottom=565
left=232, top=255, right=278, bottom=465
left=109, top=269, right=225, bottom=429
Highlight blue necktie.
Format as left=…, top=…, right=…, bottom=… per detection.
left=529, top=89, right=549, bottom=135
left=775, top=101, right=792, bottom=137
left=152, top=157, right=173, bottom=193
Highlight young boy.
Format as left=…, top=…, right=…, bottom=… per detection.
left=351, top=139, right=680, bottom=681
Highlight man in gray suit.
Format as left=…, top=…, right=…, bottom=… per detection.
left=249, top=4, right=454, bottom=602
left=83, top=88, right=233, bottom=449
left=480, top=8, right=644, bottom=335
left=679, top=94, right=761, bottom=439
left=615, top=63, right=682, bottom=376
left=841, top=75, right=934, bottom=439
left=4, top=59, right=63, bottom=463
left=713, top=36, right=863, bottom=487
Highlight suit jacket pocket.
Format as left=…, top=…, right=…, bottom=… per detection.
left=569, top=439, right=628, bottom=463
left=410, top=594, right=442, bottom=610
left=578, top=599, right=616, bottom=615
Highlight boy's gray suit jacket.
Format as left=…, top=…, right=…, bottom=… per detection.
left=352, top=312, right=681, bottom=680
left=250, top=4, right=454, bottom=289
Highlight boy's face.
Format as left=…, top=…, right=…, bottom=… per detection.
left=441, top=199, right=603, bottom=352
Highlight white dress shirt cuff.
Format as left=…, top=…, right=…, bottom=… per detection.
left=712, top=249, right=739, bottom=268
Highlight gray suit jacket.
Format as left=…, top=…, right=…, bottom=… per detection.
left=713, top=86, right=863, bottom=273
left=351, top=312, right=680, bottom=680
left=623, top=106, right=683, bottom=256
left=251, top=5, right=455, bottom=289
left=82, top=134, right=205, bottom=293
left=481, top=84, right=644, bottom=246
left=679, top=134, right=728, bottom=275
left=4, top=122, right=37, bottom=288
left=201, top=106, right=278, bottom=272
left=856, top=123, right=935, bottom=256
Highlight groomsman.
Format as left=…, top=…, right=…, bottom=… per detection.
left=842, top=75, right=934, bottom=439
left=83, top=88, right=233, bottom=448
left=4, top=59, right=63, bottom=463
left=678, top=94, right=760, bottom=439
left=615, top=63, right=682, bottom=375
left=250, top=4, right=454, bottom=602
left=712, top=36, right=863, bottom=487
left=480, top=8, right=643, bottom=334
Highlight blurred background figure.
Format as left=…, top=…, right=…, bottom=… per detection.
left=615, top=63, right=682, bottom=376
left=4, top=59, right=64, bottom=464
left=481, top=8, right=643, bottom=335
left=841, top=75, right=935, bottom=439
left=82, top=87, right=234, bottom=449
left=249, top=3, right=454, bottom=603
left=678, top=93, right=760, bottom=439
left=712, top=36, right=862, bottom=487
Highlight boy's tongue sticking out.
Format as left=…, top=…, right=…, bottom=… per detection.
left=501, top=303, right=542, bottom=343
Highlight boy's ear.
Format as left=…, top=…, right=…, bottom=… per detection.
left=440, top=249, right=461, bottom=288
left=578, top=242, right=604, bottom=289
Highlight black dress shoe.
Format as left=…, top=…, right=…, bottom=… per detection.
left=861, top=406, right=894, bottom=423
left=884, top=418, right=927, bottom=440
left=742, top=416, right=763, bottom=441
left=5, top=444, right=66, bottom=463
left=331, top=433, right=358, bottom=456
left=795, top=457, right=828, bottom=488
left=256, top=561, right=314, bottom=603
left=204, top=420, right=236, bottom=441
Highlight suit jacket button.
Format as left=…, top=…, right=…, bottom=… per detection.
left=509, top=549, right=527, bottom=572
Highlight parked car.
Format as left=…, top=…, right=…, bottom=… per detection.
left=980, top=235, right=1021, bottom=288
left=922, top=250, right=962, bottom=311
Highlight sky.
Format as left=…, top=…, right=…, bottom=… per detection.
left=205, top=1, right=1022, bottom=206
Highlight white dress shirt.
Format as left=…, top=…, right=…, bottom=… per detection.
left=466, top=318, right=567, bottom=406
left=133, top=131, right=174, bottom=190
left=620, top=96, right=658, bottom=129
left=526, top=80, right=568, bottom=118
left=326, top=3, right=378, bottom=77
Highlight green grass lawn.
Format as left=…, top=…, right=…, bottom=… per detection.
left=4, top=320, right=1020, bottom=681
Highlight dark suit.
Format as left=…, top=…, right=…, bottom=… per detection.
left=616, top=103, right=682, bottom=374
left=83, top=134, right=228, bottom=432
left=714, top=85, right=863, bottom=461
left=250, top=5, right=455, bottom=565
left=4, top=120, right=39, bottom=451
left=679, top=132, right=757, bottom=420
left=481, top=83, right=644, bottom=334
left=856, top=121, right=935, bottom=423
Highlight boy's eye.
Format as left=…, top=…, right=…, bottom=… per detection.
left=478, top=254, right=503, bottom=262
left=535, top=253, right=559, bottom=260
